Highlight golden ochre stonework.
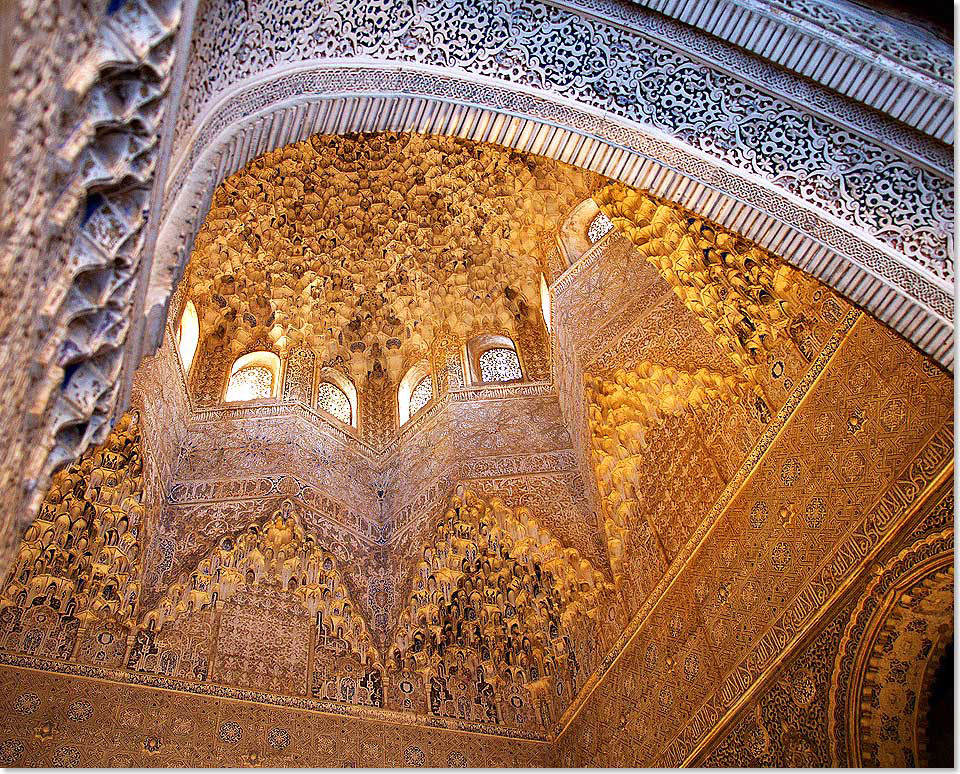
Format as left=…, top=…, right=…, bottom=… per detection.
left=595, top=183, right=809, bottom=399
left=0, top=665, right=552, bottom=767
left=182, top=132, right=593, bottom=448
left=388, top=490, right=615, bottom=729
left=1, top=414, right=146, bottom=654
left=554, top=314, right=953, bottom=766
left=0, top=131, right=952, bottom=766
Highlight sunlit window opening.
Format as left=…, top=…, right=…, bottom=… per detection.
left=315, top=369, right=358, bottom=427
left=317, top=381, right=352, bottom=425
left=175, top=300, right=199, bottom=375
left=409, top=376, right=433, bottom=416
left=398, top=361, right=433, bottom=425
left=587, top=211, right=614, bottom=244
left=465, top=335, right=524, bottom=385
left=479, top=347, right=522, bottom=383
left=226, top=366, right=273, bottom=401
left=224, top=351, right=280, bottom=402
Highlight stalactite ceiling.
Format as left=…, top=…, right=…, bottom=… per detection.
left=0, top=130, right=952, bottom=767
left=186, top=132, right=603, bottom=382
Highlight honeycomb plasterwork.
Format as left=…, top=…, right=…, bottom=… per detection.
left=554, top=314, right=953, bottom=764
left=0, top=477, right=615, bottom=740
left=0, top=414, right=147, bottom=657
left=141, top=501, right=371, bottom=637
left=1, top=104, right=955, bottom=765
left=143, top=0, right=954, bottom=382
left=183, top=132, right=599, bottom=388
left=0, top=0, right=184, bottom=576
left=595, top=184, right=811, bottom=394
left=387, top=490, right=617, bottom=730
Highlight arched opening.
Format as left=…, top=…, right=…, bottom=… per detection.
left=398, top=360, right=433, bottom=425
left=923, top=637, right=954, bottom=767
left=539, top=273, right=551, bottom=333
left=465, top=335, right=523, bottom=386
left=587, top=211, right=614, bottom=244
left=557, top=197, right=611, bottom=266
left=316, top=369, right=357, bottom=427
left=175, top=300, right=199, bottom=376
left=224, top=351, right=280, bottom=402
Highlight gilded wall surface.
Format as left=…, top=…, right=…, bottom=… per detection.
left=0, top=133, right=952, bottom=767
left=700, top=485, right=953, bottom=768
left=554, top=314, right=953, bottom=766
left=0, top=666, right=551, bottom=767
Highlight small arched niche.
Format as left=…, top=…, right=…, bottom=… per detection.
left=175, top=300, right=199, bottom=376
left=224, top=351, right=280, bottom=402
left=399, top=360, right=433, bottom=425
left=558, top=197, right=615, bottom=265
left=465, top=334, right=523, bottom=386
left=316, top=368, right=357, bottom=427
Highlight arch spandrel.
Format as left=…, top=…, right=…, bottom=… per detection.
left=134, top=498, right=382, bottom=680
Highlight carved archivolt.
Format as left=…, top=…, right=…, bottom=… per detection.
left=389, top=489, right=615, bottom=726
left=0, top=413, right=145, bottom=656
left=0, top=0, right=183, bottom=580
left=829, top=528, right=954, bottom=767
left=139, top=499, right=377, bottom=665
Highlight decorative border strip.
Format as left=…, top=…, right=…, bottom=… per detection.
left=661, top=424, right=954, bottom=766
left=617, top=0, right=952, bottom=140
left=166, top=474, right=379, bottom=544
left=191, top=401, right=381, bottom=460
left=552, top=307, right=862, bottom=738
left=191, top=379, right=560, bottom=461
left=0, top=655, right=550, bottom=743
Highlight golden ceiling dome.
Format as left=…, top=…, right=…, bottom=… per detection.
left=186, top=132, right=603, bottom=383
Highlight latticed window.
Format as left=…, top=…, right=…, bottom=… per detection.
left=479, top=347, right=522, bottom=383
left=317, top=382, right=351, bottom=424
left=225, top=366, right=273, bottom=402
left=408, top=375, right=433, bottom=416
left=587, top=212, right=614, bottom=244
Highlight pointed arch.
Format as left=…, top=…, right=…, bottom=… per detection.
left=465, top=334, right=523, bottom=386
left=316, top=368, right=357, bottom=427
left=139, top=499, right=377, bottom=665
